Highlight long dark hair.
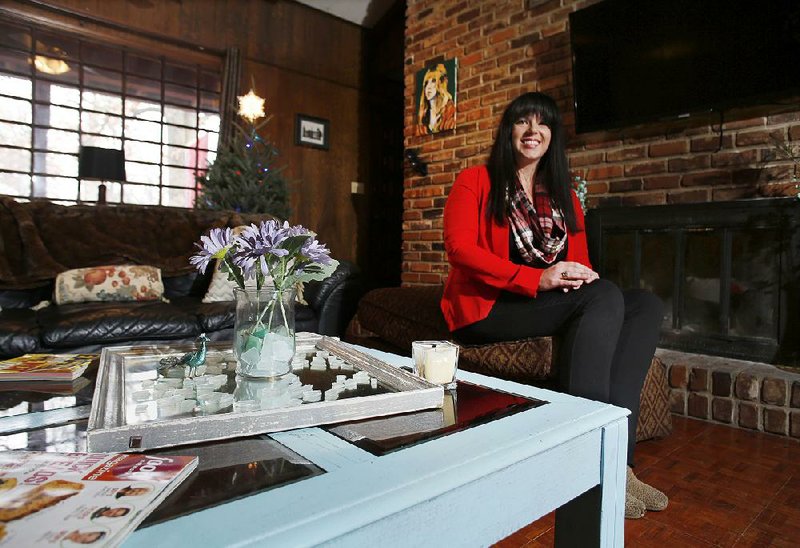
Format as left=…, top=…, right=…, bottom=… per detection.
left=487, top=92, right=578, bottom=232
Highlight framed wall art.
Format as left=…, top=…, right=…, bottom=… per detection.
left=414, top=58, right=457, bottom=136
left=295, top=114, right=330, bottom=150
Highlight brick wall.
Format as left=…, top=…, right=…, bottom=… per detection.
left=403, top=0, right=800, bottom=286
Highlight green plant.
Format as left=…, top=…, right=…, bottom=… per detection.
left=572, top=174, right=588, bottom=213
left=770, top=137, right=800, bottom=200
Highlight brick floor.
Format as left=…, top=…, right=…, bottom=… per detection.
left=493, top=416, right=800, bottom=547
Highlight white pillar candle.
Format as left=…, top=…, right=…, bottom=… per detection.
left=422, top=344, right=458, bottom=384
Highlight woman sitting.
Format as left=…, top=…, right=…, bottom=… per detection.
left=441, top=91, right=668, bottom=519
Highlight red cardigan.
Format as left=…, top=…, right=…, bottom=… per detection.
left=441, top=165, right=592, bottom=332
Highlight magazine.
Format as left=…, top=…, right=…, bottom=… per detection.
left=0, top=451, right=198, bottom=547
left=0, top=355, right=96, bottom=382
left=0, top=378, right=91, bottom=396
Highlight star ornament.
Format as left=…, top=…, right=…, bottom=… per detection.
left=237, top=90, right=265, bottom=123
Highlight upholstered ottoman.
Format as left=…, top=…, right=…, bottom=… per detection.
left=348, top=285, right=672, bottom=442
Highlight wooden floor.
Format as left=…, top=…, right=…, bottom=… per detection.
left=495, top=416, right=800, bottom=547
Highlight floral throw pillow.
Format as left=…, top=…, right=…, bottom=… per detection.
left=54, top=265, right=164, bottom=305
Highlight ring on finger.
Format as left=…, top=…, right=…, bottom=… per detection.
left=560, top=271, right=569, bottom=280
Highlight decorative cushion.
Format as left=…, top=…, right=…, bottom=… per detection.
left=635, top=356, right=673, bottom=442
left=54, top=265, right=164, bottom=305
left=201, top=263, right=243, bottom=303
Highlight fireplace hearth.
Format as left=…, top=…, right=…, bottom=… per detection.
left=586, top=198, right=800, bottom=366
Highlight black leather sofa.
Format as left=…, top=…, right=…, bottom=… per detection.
left=0, top=198, right=361, bottom=358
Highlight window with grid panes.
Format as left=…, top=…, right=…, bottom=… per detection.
left=0, top=19, right=221, bottom=207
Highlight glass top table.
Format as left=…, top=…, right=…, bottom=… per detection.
left=0, top=341, right=630, bottom=546
left=0, top=340, right=548, bottom=534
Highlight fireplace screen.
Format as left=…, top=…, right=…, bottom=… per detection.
left=587, top=198, right=799, bottom=365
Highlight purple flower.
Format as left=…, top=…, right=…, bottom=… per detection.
left=300, top=237, right=332, bottom=265
left=192, top=220, right=333, bottom=288
left=286, top=224, right=310, bottom=238
left=233, top=220, right=292, bottom=279
left=189, top=227, right=233, bottom=273
left=257, top=221, right=292, bottom=253
left=230, top=253, right=257, bottom=280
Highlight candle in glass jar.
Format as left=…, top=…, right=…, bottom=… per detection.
left=412, top=340, right=459, bottom=389
left=423, top=345, right=458, bottom=384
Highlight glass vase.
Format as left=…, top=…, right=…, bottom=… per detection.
left=233, top=287, right=296, bottom=379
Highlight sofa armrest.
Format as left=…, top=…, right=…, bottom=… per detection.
left=0, top=308, right=41, bottom=358
left=303, top=260, right=362, bottom=337
left=0, top=285, right=53, bottom=309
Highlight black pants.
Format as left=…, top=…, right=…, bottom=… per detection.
left=453, top=279, right=663, bottom=465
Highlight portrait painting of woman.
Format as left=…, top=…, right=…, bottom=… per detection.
left=415, top=60, right=457, bottom=136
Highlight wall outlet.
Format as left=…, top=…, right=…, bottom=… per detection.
left=351, top=181, right=365, bottom=194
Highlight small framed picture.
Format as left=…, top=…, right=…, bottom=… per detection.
left=295, top=114, right=330, bottom=150
left=414, top=58, right=457, bottom=136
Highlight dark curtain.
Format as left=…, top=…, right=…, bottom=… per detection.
left=219, top=47, right=241, bottom=148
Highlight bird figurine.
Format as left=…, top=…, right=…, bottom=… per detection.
left=158, top=333, right=209, bottom=378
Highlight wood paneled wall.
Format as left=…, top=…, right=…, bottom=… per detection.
left=4, top=0, right=365, bottom=264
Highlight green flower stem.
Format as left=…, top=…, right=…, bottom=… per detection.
left=257, top=291, right=278, bottom=328
left=248, top=257, right=278, bottom=328
left=245, top=289, right=291, bottom=353
left=275, top=258, right=291, bottom=335
left=222, top=255, right=245, bottom=290
left=277, top=289, right=290, bottom=335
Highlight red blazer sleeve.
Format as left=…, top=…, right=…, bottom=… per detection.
left=443, top=168, right=544, bottom=297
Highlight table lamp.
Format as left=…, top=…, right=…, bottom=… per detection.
left=78, top=146, right=126, bottom=204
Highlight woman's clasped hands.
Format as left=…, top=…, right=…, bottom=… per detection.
left=539, top=261, right=599, bottom=293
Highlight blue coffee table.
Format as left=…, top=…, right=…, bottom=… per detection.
left=126, top=345, right=629, bottom=547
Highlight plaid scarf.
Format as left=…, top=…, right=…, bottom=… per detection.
left=507, top=178, right=567, bottom=265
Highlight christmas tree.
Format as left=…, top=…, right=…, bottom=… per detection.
left=196, top=91, right=291, bottom=219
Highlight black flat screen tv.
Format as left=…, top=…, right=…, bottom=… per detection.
left=569, top=0, right=800, bottom=133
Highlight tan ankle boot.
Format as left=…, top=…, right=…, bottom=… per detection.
left=627, top=466, right=668, bottom=511
left=625, top=493, right=646, bottom=519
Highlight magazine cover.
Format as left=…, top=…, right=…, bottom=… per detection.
left=0, top=451, right=197, bottom=547
left=0, top=355, right=96, bottom=382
